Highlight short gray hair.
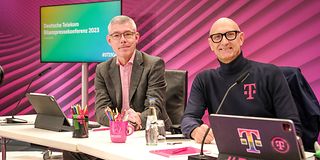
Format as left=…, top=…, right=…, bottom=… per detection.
left=108, top=15, right=137, bottom=33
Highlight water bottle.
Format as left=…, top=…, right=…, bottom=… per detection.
left=145, top=98, right=158, bottom=146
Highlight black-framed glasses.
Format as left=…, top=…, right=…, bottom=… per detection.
left=209, top=30, right=240, bottom=43
left=109, top=31, right=136, bottom=40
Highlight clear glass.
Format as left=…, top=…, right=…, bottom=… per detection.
left=146, top=117, right=158, bottom=146
left=157, top=120, right=166, bottom=142
left=145, top=103, right=158, bottom=146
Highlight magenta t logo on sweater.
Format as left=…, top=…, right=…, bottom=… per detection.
left=244, top=83, right=256, bottom=100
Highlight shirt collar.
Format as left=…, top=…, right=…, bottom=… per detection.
left=116, top=50, right=136, bottom=66
left=218, top=51, right=248, bottom=75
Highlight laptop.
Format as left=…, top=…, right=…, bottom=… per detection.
left=26, top=93, right=73, bottom=132
left=209, top=114, right=305, bottom=160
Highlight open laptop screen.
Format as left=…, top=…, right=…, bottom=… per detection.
left=209, top=114, right=305, bottom=160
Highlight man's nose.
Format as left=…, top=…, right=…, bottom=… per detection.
left=120, top=34, right=127, bottom=43
left=220, top=36, right=229, bottom=44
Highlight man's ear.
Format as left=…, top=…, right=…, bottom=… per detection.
left=239, top=32, right=244, bottom=46
left=208, top=38, right=214, bottom=51
left=135, top=32, right=140, bottom=41
left=106, top=35, right=112, bottom=45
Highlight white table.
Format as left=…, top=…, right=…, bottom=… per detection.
left=1, top=115, right=314, bottom=160
left=77, top=130, right=219, bottom=160
left=0, top=124, right=79, bottom=152
left=0, top=115, right=218, bottom=160
left=0, top=115, right=78, bottom=160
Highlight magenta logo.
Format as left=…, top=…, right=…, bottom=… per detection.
left=227, top=156, right=248, bottom=160
left=237, top=128, right=262, bottom=154
left=244, top=83, right=256, bottom=100
left=271, top=137, right=290, bottom=153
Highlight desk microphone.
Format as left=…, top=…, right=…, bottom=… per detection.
left=6, top=67, right=52, bottom=123
left=188, top=71, right=250, bottom=160
left=0, top=65, right=4, bottom=85
left=216, top=71, right=250, bottom=114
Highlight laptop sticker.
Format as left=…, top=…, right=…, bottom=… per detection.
left=271, top=137, right=289, bottom=153
left=237, top=128, right=262, bottom=154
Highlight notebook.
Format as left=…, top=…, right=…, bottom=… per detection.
left=26, top=93, right=73, bottom=132
left=149, top=147, right=210, bottom=158
left=209, top=114, right=305, bottom=160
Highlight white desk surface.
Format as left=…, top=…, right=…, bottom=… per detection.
left=0, top=115, right=314, bottom=160
left=0, top=115, right=78, bottom=152
left=78, top=130, right=219, bottom=160
left=0, top=115, right=219, bottom=160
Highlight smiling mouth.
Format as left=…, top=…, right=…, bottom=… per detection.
left=119, top=46, right=130, bottom=49
left=219, top=47, right=232, bottom=52
left=219, top=46, right=232, bottom=51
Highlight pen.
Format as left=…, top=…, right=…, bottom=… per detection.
left=167, top=142, right=182, bottom=145
left=92, top=127, right=110, bottom=132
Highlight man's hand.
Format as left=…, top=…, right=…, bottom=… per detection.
left=126, top=108, right=142, bottom=130
left=191, top=124, right=214, bottom=144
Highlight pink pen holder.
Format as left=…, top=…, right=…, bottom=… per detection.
left=110, top=121, right=134, bottom=143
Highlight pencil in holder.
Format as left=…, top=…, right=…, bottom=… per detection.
left=72, top=114, right=89, bottom=138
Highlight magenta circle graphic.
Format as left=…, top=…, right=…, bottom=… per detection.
left=271, top=137, right=290, bottom=153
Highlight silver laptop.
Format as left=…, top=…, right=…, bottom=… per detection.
left=26, top=93, right=72, bottom=131
left=209, top=114, right=305, bottom=160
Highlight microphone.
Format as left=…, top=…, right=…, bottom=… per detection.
left=216, top=71, right=249, bottom=114
left=0, top=65, right=4, bottom=85
left=6, top=67, right=52, bottom=123
left=188, top=71, right=250, bottom=160
left=38, top=67, right=51, bottom=77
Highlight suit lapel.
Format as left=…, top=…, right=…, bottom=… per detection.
left=109, top=58, right=122, bottom=108
left=129, top=51, right=144, bottom=102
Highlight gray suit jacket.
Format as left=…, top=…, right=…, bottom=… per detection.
left=94, top=50, right=172, bottom=129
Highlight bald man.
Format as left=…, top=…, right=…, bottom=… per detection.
left=181, top=18, right=301, bottom=143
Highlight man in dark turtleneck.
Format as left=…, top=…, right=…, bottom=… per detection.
left=181, top=17, right=301, bottom=144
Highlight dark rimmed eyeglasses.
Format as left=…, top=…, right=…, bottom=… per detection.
left=109, top=31, right=136, bottom=40
left=209, top=30, right=240, bottom=43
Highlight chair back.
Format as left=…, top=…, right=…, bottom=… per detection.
left=164, top=70, right=188, bottom=125
left=280, top=66, right=320, bottom=152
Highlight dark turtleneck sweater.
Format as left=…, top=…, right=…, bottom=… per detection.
left=181, top=52, right=302, bottom=138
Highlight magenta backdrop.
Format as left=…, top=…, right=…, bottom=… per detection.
left=0, top=1, right=319, bottom=142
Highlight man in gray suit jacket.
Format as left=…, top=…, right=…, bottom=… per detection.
left=64, top=15, right=172, bottom=160
left=95, top=15, right=172, bottom=130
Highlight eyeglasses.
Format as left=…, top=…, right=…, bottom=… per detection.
left=109, top=31, right=136, bottom=40
left=209, top=30, right=240, bottom=43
